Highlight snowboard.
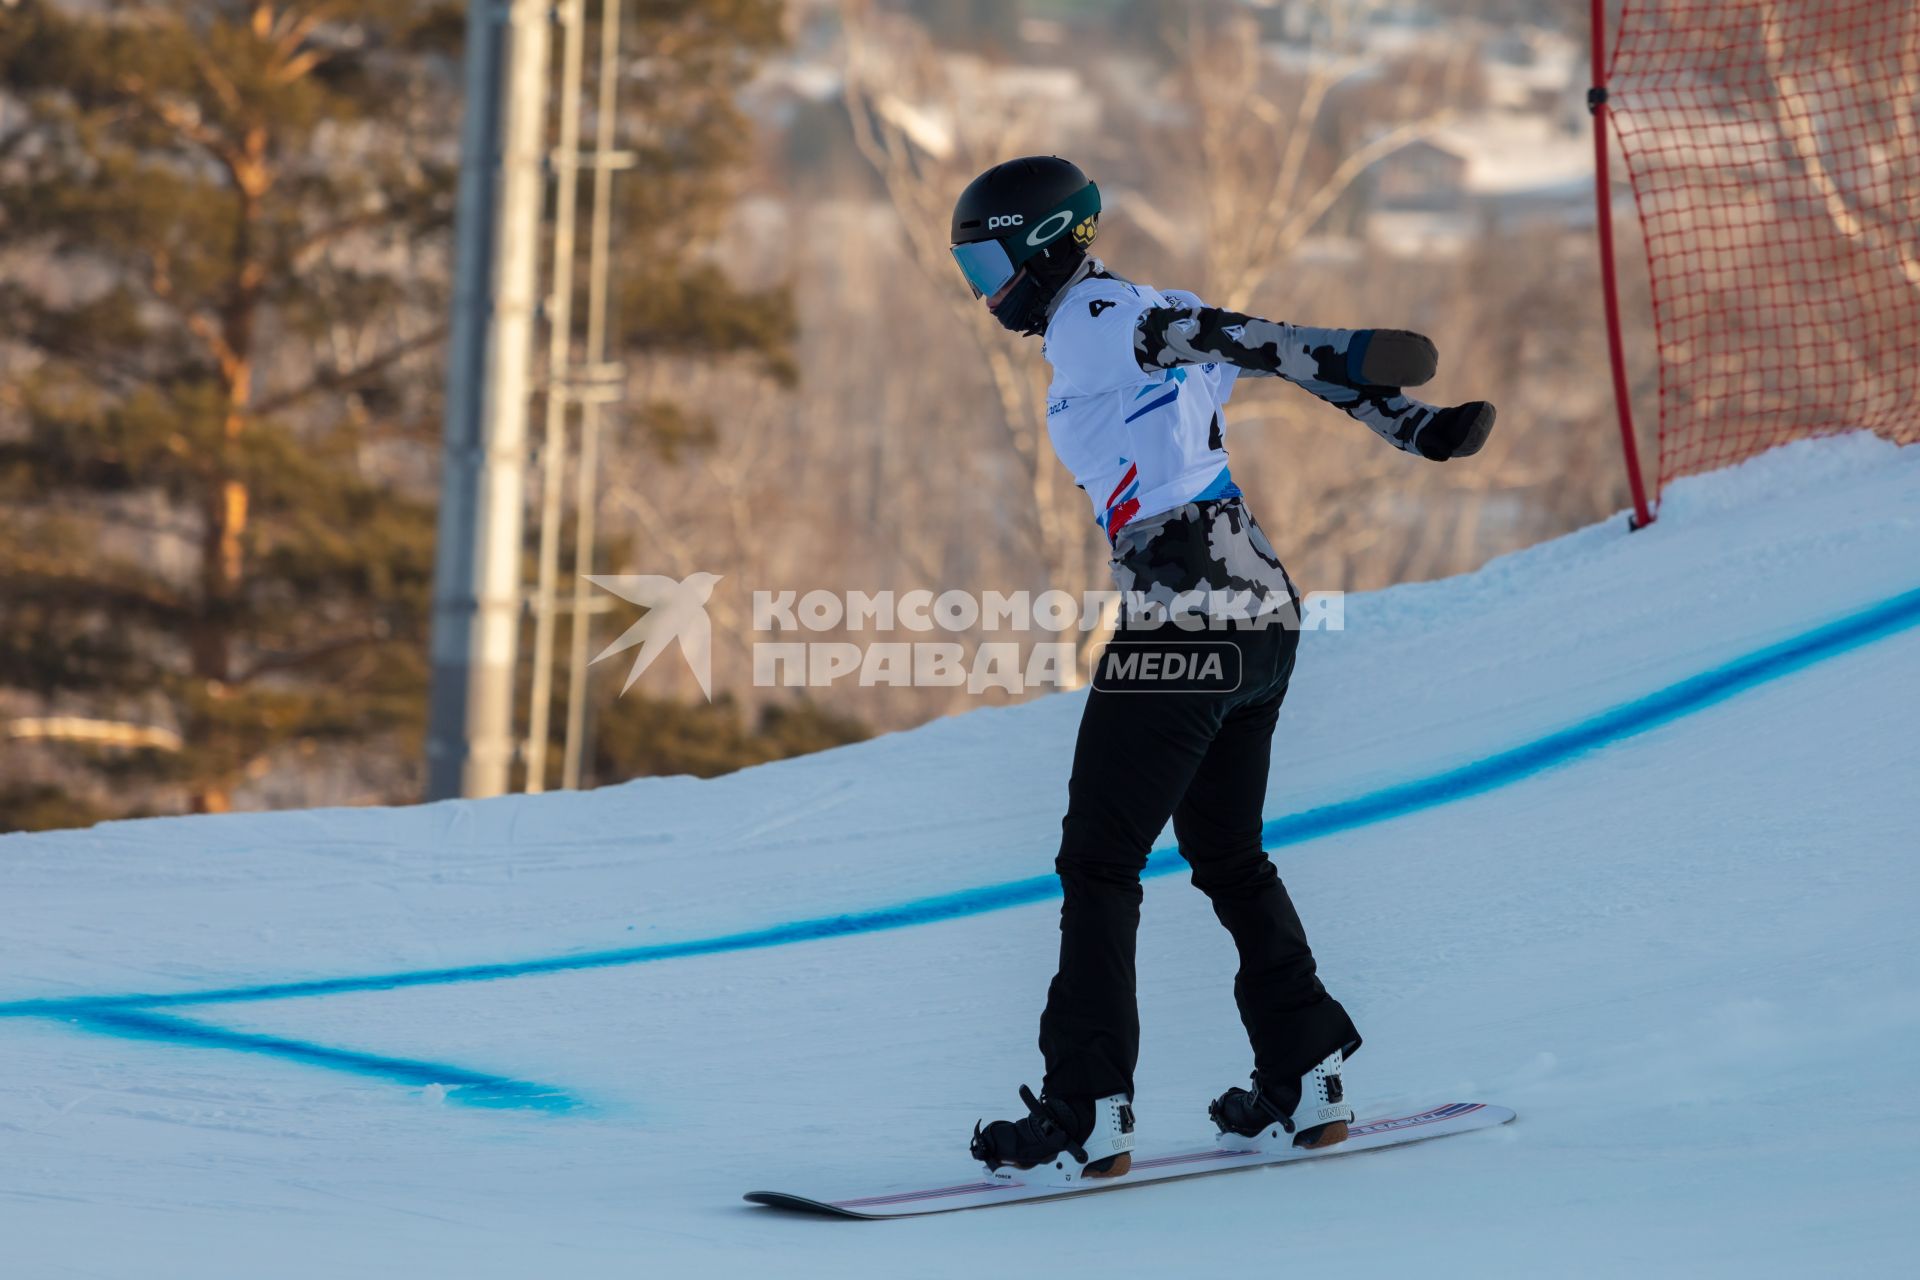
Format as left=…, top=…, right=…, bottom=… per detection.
left=745, top=1100, right=1513, bottom=1218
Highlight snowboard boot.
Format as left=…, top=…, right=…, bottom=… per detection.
left=971, top=1086, right=1135, bottom=1185
left=1209, top=1049, right=1354, bottom=1152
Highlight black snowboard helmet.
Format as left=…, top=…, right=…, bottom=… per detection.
left=950, top=156, right=1101, bottom=336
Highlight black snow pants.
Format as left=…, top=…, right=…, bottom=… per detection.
left=1038, top=617, right=1361, bottom=1103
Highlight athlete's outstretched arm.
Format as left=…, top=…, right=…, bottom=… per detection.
left=1134, top=303, right=1495, bottom=461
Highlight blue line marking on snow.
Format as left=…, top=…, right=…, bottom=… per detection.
left=4, top=582, right=1918, bottom=1024
left=0, top=873, right=1067, bottom=1017
left=63, top=1009, right=581, bottom=1112
left=1249, top=583, right=1920, bottom=848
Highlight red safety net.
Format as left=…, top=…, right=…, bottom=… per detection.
left=1604, top=0, right=1920, bottom=490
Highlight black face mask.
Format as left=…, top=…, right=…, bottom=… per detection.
left=989, top=246, right=1087, bottom=337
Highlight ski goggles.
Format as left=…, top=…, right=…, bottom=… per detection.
left=950, top=237, right=1019, bottom=300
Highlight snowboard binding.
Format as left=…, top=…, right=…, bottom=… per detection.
left=971, top=1085, right=1135, bottom=1185
left=1210, top=1049, right=1354, bottom=1153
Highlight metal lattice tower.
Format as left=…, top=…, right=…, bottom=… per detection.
left=427, top=0, right=630, bottom=800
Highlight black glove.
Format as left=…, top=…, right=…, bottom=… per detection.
left=1350, top=328, right=1438, bottom=389
left=1415, top=401, right=1497, bottom=461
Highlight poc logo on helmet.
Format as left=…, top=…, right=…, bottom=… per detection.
left=987, top=214, right=1024, bottom=230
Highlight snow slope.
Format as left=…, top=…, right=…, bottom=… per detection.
left=4, top=435, right=1919, bottom=1278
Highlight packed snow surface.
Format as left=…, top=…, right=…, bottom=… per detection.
left=4, top=436, right=1919, bottom=1277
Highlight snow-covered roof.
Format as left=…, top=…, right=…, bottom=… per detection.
left=1415, top=113, right=1594, bottom=197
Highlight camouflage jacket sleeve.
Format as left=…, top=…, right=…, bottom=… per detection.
left=1133, top=304, right=1443, bottom=456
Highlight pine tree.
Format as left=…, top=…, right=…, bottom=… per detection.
left=0, top=2, right=462, bottom=822
left=0, top=1, right=810, bottom=826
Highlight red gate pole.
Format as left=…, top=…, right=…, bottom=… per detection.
left=1591, top=0, right=1655, bottom=528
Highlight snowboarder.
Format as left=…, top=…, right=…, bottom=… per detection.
left=952, top=156, right=1495, bottom=1182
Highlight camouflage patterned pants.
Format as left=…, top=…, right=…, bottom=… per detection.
left=1110, top=497, right=1298, bottom=625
